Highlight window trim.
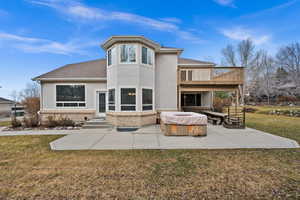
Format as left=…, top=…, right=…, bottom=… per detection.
left=141, top=45, right=154, bottom=66
left=119, top=44, right=137, bottom=64
left=181, top=69, right=193, bottom=81
left=108, top=88, right=116, bottom=111
left=54, top=83, right=87, bottom=109
left=119, top=87, right=137, bottom=112
left=107, top=49, right=112, bottom=66
left=107, top=45, right=116, bottom=67
left=142, top=87, right=154, bottom=111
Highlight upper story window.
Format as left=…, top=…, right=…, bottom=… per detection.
left=120, top=44, right=136, bottom=63
left=107, top=47, right=116, bottom=66
left=142, top=46, right=153, bottom=65
left=107, top=49, right=112, bottom=66
left=56, top=85, right=85, bottom=107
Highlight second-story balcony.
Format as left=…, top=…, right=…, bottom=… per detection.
left=178, top=67, right=244, bottom=86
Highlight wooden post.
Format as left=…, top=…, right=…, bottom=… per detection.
left=178, top=87, right=182, bottom=111
left=236, top=89, right=239, bottom=106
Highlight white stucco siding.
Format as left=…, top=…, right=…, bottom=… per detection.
left=41, top=82, right=107, bottom=110
left=140, top=66, right=155, bottom=88
left=107, top=66, right=117, bottom=88
left=117, top=65, right=140, bottom=86
left=155, top=53, right=178, bottom=110
left=42, top=82, right=55, bottom=109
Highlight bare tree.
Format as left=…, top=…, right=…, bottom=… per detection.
left=256, top=52, right=276, bottom=104
left=221, top=44, right=237, bottom=66
left=276, top=42, right=300, bottom=96
left=221, top=39, right=259, bottom=105
left=10, top=90, right=19, bottom=103
left=19, top=82, right=40, bottom=100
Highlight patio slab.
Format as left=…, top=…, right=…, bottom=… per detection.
left=49, top=125, right=299, bottom=150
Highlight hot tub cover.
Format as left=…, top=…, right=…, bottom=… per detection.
left=161, top=112, right=207, bottom=125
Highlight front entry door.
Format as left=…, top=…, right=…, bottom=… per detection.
left=97, top=92, right=106, bottom=116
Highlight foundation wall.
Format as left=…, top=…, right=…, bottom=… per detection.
left=39, top=109, right=96, bottom=123
left=106, top=111, right=156, bottom=127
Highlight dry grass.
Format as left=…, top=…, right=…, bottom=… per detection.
left=0, top=121, right=10, bottom=127
left=0, top=106, right=300, bottom=199
left=0, top=135, right=299, bottom=199
left=246, top=111, right=300, bottom=143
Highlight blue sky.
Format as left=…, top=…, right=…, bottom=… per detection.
left=0, top=0, right=300, bottom=98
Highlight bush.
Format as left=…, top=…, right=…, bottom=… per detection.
left=23, top=116, right=39, bottom=128
left=11, top=117, right=22, bottom=128
left=22, top=97, right=40, bottom=116
left=213, top=97, right=231, bottom=112
left=46, top=116, right=58, bottom=128
left=45, top=115, right=75, bottom=128
left=57, top=116, right=75, bottom=127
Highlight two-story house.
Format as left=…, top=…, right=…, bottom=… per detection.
left=33, top=36, right=244, bottom=127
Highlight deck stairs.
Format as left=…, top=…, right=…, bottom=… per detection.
left=223, top=106, right=246, bottom=129
left=82, top=117, right=113, bottom=129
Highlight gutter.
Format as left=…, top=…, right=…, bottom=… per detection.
left=32, top=77, right=107, bottom=81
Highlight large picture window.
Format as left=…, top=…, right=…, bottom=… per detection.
left=56, top=85, right=85, bottom=107
left=120, top=44, right=136, bottom=63
left=121, top=88, right=136, bottom=111
left=142, top=89, right=153, bottom=110
left=142, top=46, right=153, bottom=65
left=108, top=89, right=115, bottom=111
left=181, top=93, right=201, bottom=107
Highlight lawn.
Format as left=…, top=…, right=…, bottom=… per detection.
left=246, top=113, right=300, bottom=143
left=0, top=121, right=10, bottom=127
left=0, top=106, right=299, bottom=199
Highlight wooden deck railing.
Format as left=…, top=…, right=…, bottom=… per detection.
left=179, top=67, right=244, bottom=85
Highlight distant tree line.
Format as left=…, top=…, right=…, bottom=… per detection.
left=221, top=40, right=300, bottom=105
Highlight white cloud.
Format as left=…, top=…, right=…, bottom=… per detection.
left=221, top=27, right=271, bottom=45
left=28, top=0, right=202, bottom=43
left=214, top=0, right=235, bottom=7
left=0, top=31, right=97, bottom=55
left=160, top=17, right=182, bottom=24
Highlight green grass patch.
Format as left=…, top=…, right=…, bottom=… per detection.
left=0, top=135, right=299, bottom=199
left=246, top=109, right=300, bottom=143
left=0, top=121, right=10, bottom=127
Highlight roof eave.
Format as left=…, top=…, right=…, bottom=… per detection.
left=101, top=36, right=161, bottom=51
left=33, top=77, right=107, bottom=81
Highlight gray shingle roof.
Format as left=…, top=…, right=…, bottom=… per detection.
left=0, top=97, right=14, bottom=104
left=178, top=58, right=215, bottom=65
left=33, top=59, right=107, bottom=80
left=33, top=57, right=215, bottom=80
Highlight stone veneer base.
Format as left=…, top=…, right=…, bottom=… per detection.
left=106, top=111, right=157, bottom=127
left=39, top=110, right=96, bottom=123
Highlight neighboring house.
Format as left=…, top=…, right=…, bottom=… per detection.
left=0, top=97, right=24, bottom=117
left=0, top=97, right=15, bottom=117
left=33, top=36, right=244, bottom=127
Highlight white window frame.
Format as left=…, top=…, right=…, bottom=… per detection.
left=119, top=87, right=137, bottom=112
left=141, top=46, right=154, bottom=66
left=107, top=49, right=112, bottom=66
left=107, top=46, right=116, bottom=67
left=119, top=44, right=137, bottom=64
left=108, top=88, right=116, bottom=111
left=55, top=83, right=87, bottom=109
left=142, top=87, right=154, bottom=111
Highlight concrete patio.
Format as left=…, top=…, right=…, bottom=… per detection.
left=50, top=125, right=299, bottom=150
